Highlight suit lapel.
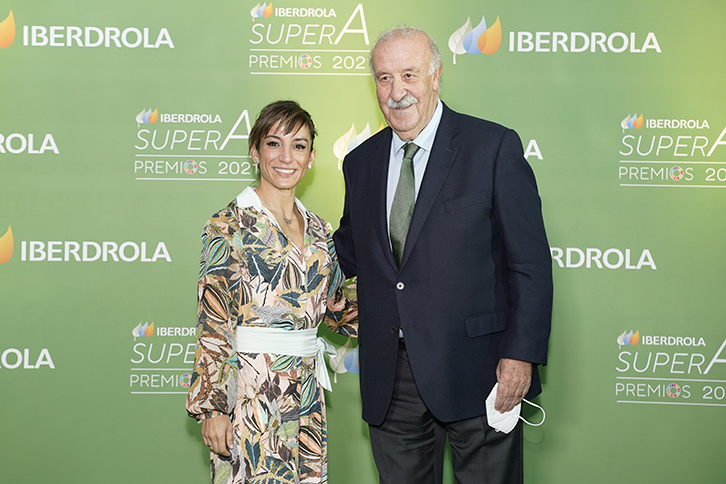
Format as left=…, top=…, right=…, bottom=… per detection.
left=400, top=105, right=460, bottom=269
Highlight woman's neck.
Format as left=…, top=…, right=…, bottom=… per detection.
left=254, top=185, right=297, bottom=222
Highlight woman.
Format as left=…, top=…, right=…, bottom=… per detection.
left=186, top=100, right=357, bottom=484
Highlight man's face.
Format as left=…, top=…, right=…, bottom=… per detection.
left=371, top=34, right=441, bottom=141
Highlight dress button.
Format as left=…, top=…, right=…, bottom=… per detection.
left=390, top=326, right=398, bottom=334
left=396, top=282, right=405, bottom=290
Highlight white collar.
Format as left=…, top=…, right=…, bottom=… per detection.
left=391, top=99, right=443, bottom=155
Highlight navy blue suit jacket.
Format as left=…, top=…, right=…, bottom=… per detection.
left=334, top=103, right=553, bottom=425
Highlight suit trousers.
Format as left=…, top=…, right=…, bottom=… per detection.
left=368, top=340, right=523, bottom=484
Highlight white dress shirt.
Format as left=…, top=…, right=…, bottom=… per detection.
left=385, top=101, right=443, bottom=338
left=386, top=100, right=444, bottom=237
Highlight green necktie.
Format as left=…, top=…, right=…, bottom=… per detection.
left=390, top=142, right=420, bottom=266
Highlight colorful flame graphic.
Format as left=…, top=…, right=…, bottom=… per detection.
left=132, top=321, right=155, bottom=339
left=0, top=226, right=13, bottom=264
left=333, top=122, right=385, bottom=169
left=343, top=346, right=360, bottom=374
left=617, top=329, right=640, bottom=347
left=329, top=338, right=359, bottom=382
left=251, top=2, right=273, bottom=18
left=621, top=113, right=644, bottom=131
left=465, top=16, right=501, bottom=55
left=135, top=108, right=158, bottom=126
left=0, top=10, right=15, bottom=49
left=448, top=15, right=502, bottom=64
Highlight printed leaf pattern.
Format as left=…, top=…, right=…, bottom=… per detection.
left=270, top=354, right=296, bottom=373
left=245, top=436, right=262, bottom=473
left=213, top=461, right=233, bottom=484
left=186, top=188, right=358, bottom=483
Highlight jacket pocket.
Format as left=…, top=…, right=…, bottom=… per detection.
left=445, top=191, right=488, bottom=212
left=464, top=309, right=509, bottom=337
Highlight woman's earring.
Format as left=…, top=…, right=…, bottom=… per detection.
left=308, top=164, right=312, bottom=169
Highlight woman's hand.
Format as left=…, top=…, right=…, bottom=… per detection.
left=201, top=415, right=234, bottom=456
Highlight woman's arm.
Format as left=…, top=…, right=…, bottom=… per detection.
left=186, top=218, right=239, bottom=428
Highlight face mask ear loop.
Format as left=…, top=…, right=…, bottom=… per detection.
left=519, top=399, right=546, bottom=427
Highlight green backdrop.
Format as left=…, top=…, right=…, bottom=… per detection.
left=2, top=1, right=725, bottom=482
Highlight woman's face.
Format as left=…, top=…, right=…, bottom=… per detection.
left=251, top=122, right=315, bottom=193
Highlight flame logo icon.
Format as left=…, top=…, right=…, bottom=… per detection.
left=333, top=123, right=385, bottom=169
left=0, top=226, right=13, bottom=264
left=329, top=338, right=359, bottom=382
left=617, top=329, right=640, bottom=348
left=621, top=113, right=644, bottom=131
left=251, top=2, right=273, bottom=19
left=132, top=321, right=155, bottom=339
left=136, top=108, right=158, bottom=126
left=448, top=15, right=502, bottom=64
left=0, top=10, right=15, bottom=49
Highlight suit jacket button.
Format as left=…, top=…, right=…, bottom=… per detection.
left=396, top=282, right=405, bottom=290
left=390, top=326, right=397, bottom=334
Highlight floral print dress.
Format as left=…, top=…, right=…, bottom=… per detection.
left=186, top=187, right=357, bottom=484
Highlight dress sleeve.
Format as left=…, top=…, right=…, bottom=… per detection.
left=186, top=218, right=238, bottom=421
left=324, top=231, right=358, bottom=337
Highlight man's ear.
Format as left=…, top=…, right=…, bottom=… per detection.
left=433, top=64, right=443, bottom=92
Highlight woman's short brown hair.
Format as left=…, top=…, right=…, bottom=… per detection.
left=248, top=100, right=317, bottom=154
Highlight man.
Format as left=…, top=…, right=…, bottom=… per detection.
left=333, top=27, right=553, bottom=484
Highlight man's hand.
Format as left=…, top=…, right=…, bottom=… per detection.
left=201, top=414, right=234, bottom=456
left=494, top=358, right=532, bottom=413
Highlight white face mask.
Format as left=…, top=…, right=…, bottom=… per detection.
left=485, top=383, right=546, bottom=434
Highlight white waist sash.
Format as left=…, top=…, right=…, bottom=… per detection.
left=236, top=326, right=337, bottom=391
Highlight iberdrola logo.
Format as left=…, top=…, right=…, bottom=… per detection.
left=132, top=321, right=155, bottom=339
left=0, top=226, right=13, bottom=264
left=621, top=113, right=644, bottom=131
left=617, top=329, right=640, bottom=348
left=0, top=10, right=15, bottom=48
left=136, top=108, right=158, bottom=126
left=448, top=15, right=502, bottom=64
left=251, top=2, right=273, bottom=19
left=329, top=337, right=359, bottom=382
left=333, top=122, right=385, bottom=170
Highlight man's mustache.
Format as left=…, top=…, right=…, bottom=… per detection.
left=387, top=94, right=418, bottom=109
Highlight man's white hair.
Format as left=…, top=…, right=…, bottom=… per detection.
left=369, top=26, right=443, bottom=77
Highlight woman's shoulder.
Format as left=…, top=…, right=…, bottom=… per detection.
left=208, top=198, right=237, bottom=221
left=203, top=198, right=246, bottom=235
